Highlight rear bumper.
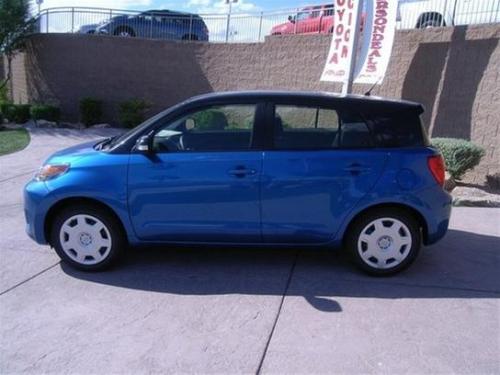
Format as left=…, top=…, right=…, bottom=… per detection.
left=420, top=186, right=452, bottom=245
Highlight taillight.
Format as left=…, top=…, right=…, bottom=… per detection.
left=428, top=154, right=446, bottom=187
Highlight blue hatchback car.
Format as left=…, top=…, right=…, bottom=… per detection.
left=95, top=9, right=209, bottom=41
left=24, top=91, right=452, bottom=275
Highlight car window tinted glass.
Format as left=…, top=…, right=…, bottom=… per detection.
left=297, top=10, right=311, bottom=20
left=153, top=104, right=256, bottom=152
left=274, top=105, right=339, bottom=150
left=323, top=5, right=334, bottom=16
left=339, top=120, right=373, bottom=148
left=368, top=111, right=426, bottom=147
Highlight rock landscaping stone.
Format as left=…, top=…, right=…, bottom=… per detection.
left=486, top=173, right=500, bottom=191
left=60, top=122, right=83, bottom=129
left=35, top=120, right=58, bottom=128
left=444, top=172, right=456, bottom=192
left=91, top=123, right=111, bottom=128
left=452, top=186, right=500, bottom=207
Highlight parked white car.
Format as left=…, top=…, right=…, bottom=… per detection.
left=398, top=0, right=500, bottom=28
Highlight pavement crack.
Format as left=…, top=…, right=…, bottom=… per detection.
left=255, top=251, right=299, bottom=375
left=0, top=170, right=35, bottom=184
left=0, top=262, right=60, bottom=296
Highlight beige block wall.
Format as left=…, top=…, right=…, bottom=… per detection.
left=9, top=25, right=500, bottom=182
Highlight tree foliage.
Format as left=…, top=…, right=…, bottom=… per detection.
left=0, top=0, right=36, bottom=90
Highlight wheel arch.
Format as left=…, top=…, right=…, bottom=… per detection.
left=44, top=197, right=128, bottom=247
left=341, top=203, right=429, bottom=246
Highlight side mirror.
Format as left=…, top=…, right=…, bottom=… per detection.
left=135, top=134, right=152, bottom=153
left=288, top=15, right=295, bottom=23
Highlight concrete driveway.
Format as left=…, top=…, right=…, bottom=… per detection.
left=1, top=129, right=499, bottom=374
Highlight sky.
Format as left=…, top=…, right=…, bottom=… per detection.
left=34, top=0, right=313, bottom=14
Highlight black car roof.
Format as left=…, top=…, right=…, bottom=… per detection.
left=183, top=90, right=424, bottom=114
left=141, top=9, right=200, bottom=17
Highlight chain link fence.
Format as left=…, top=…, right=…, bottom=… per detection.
left=36, top=1, right=500, bottom=43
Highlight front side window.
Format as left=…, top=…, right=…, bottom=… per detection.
left=153, top=104, right=256, bottom=152
left=297, top=9, right=312, bottom=20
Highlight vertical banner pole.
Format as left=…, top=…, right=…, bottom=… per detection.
left=342, top=0, right=364, bottom=95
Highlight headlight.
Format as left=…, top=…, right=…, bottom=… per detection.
left=34, top=164, right=70, bottom=181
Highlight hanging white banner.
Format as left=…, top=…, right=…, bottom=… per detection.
left=320, top=0, right=362, bottom=83
left=354, top=0, right=398, bottom=84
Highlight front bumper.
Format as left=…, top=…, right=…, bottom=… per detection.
left=24, top=180, right=58, bottom=245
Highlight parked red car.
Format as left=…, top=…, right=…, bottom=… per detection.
left=271, top=4, right=335, bottom=35
left=270, top=4, right=365, bottom=35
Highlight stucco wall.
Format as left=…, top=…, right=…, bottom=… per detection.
left=9, top=25, right=500, bottom=182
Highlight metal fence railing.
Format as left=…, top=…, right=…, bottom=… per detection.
left=35, top=1, right=500, bottom=43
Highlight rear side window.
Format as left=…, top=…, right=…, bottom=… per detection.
left=274, top=105, right=339, bottom=150
left=272, top=105, right=373, bottom=150
left=367, top=111, right=428, bottom=147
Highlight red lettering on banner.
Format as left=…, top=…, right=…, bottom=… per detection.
left=337, top=8, right=345, bottom=21
left=323, top=0, right=362, bottom=80
left=364, top=0, right=389, bottom=75
left=341, top=45, right=349, bottom=58
left=345, top=29, right=351, bottom=42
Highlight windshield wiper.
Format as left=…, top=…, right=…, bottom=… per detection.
left=95, top=136, right=116, bottom=150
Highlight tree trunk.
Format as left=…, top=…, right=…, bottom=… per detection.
left=0, top=55, right=13, bottom=96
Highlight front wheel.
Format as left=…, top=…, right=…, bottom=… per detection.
left=345, top=209, right=421, bottom=276
left=50, top=205, right=125, bottom=271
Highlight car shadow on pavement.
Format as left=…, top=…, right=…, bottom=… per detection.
left=61, top=229, right=500, bottom=312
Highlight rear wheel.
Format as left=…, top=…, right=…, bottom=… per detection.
left=113, top=27, right=135, bottom=37
left=50, top=205, right=125, bottom=271
left=346, top=208, right=421, bottom=275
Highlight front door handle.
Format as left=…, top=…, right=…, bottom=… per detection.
left=343, top=163, right=372, bottom=176
left=228, top=166, right=257, bottom=178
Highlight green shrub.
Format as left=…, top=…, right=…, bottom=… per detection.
left=6, top=104, right=31, bottom=124
left=79, top=98, right=103, bottom=127
left=432, top=138, right=485, bottom=180
left=119, top=99, right=150, bottom=128
left=0, top=86, right=9, bottom=103
left=30, top=104, right=61, bottom=122
left=0, top=102, right=13, bottom=118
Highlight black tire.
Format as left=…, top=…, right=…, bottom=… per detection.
left=113, top=27, right=135, bottom=37
left=182, top=34, right=199, bottom=41
left=345, top=208, right=421, bottom=276
left=50, top=204, right=126, bottom=271
left=418, top=18, right=443, bottom=29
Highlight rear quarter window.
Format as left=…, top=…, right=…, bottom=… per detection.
left=366, top=110, right=429, bottom=148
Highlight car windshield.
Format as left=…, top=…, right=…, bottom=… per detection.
left=106, top=111, right=164, bottom=149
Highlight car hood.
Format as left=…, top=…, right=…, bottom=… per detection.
left=45, top=140, right=102, bottom=165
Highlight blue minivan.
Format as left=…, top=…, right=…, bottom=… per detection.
left=24, top=91, right=452, bottom=275
left=95, top=10, right=209, bottom=41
